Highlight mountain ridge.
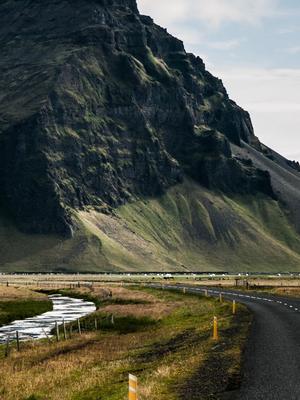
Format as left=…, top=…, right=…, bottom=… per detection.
left=0, top=0, right=299, bottom=272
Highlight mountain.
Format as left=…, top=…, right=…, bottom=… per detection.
left=0, top=0, right=300, bottom=272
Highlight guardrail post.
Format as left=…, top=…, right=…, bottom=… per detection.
left=129, top=374, right=138, bottom=400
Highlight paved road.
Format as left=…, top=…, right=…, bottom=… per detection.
left=150, top=284, right=300, bottom=400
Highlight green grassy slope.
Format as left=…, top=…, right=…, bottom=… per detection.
left=1, top=179, right=300, bottom=272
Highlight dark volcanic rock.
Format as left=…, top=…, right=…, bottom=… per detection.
left=0, top=0, right=273, bottom=235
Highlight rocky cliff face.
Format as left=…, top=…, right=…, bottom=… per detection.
left=0, top=0, right=274, bottom=236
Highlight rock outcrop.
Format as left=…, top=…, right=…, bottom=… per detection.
left=0, top=0, right=275, bottom=236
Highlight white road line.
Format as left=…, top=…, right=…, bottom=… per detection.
left=155, top=286, right=300, bottom=315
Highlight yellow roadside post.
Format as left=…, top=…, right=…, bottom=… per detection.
left=233, top=300, right=236, bottom=315
left=213, top=316, right=219, bottom=341
left=129, top=374, right=138, bottom=400
left=205, top=289, right=208, bottom=297
left=183, top=287, right=186, bottom=294
left=219, top=293, right=223, bottom=302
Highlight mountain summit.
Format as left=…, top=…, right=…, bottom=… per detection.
left=1, top=0, right=300, bottom=272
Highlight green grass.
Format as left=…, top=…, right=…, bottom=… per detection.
left=112, top=180, right=300, bottom=272
left=66, top=313, right=157, bottom=335
left=0, top=299, right=52, bottom=327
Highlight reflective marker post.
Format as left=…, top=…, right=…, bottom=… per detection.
left=129, top=374, right=138, bottom=400
left=233, top=300, right=236, bottom=315
left=213, top=316, right=219, bottom=341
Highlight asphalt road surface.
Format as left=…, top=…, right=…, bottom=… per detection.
left=149, top=284, right=300, bottom=400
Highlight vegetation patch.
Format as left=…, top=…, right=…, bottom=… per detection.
left=0, top=300, right=52, bottom=327
left=0, top=286, right=52, bottom=327
left=0, top=286, right=251, bottom=400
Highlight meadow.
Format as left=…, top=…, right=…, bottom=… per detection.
left=0, top=284, right=250, bottom=400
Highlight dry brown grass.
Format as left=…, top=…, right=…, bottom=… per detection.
left=272, top=287, right=300, bottom=297
left=0, top=285, right=47, bottom=301
left=0, top=331, right=151, bottom=400
left=0, top=286, right=251, bottom=400
left=99, top=286, right=179, bottom=319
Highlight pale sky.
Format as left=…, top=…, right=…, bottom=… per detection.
left=137, top=0, right=300, bottom=161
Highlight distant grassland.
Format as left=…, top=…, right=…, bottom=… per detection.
left=0, top=285, right=251, bottom=400
left=0, top=286, right=52, bottom=327
left=1, top=179, right=300, bottom=272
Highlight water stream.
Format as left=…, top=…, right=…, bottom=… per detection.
left=0, top=295, right=96, bottom=343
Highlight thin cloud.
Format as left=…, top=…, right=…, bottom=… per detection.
left=287, top=46, right=300, bottom=54
left=138, top=0, right=279, bottom=28
left=278, top=26, right=300, bottom=35
left=208, top=39, right=243, bottom=50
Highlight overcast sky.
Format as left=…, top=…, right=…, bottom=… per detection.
left=137, top=0, right=300, bottom=161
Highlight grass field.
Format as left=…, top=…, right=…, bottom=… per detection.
left=0, top=285, right=251, bottom=400
left=0, top=286, right=52, bottom=327
left=228, top=285, right=300, bottom=299
left=272, top=287, right=300, bottom=297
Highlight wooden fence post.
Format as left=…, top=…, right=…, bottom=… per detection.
left=5, top=335, right=10, bottom=357
left=55, top=321, right=60, bottom=342
left=16, top=331, right=20, bottom=351
left=42, top=329, right=52, bottom=344
left=63, top=319, right=67, bottom=340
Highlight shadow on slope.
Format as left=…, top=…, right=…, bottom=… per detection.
left=1, top=179, right=300, bottom=272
